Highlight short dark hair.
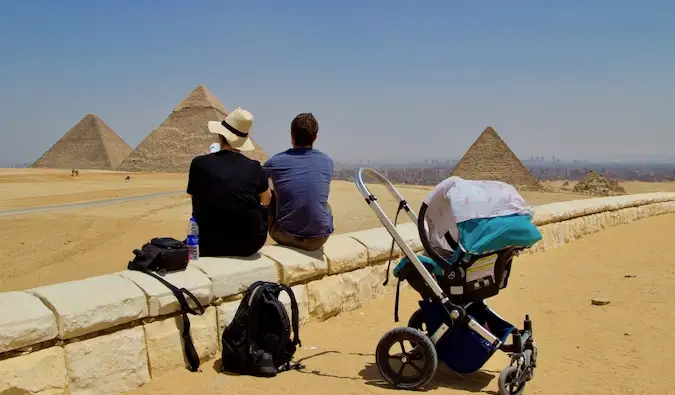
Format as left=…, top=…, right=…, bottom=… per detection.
left=291, top=113, right=318, bottom=146
left=218, top=134, right=230, bottom=148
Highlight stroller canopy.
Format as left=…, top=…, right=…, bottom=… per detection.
left=422, top=177, right=542, bottom=258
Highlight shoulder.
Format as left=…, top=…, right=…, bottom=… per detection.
left=311, top=149, right=334, bottom=166
left=189, top=154, right=209, bottom=168
left=240, top=154, right=264, bottom=171
left=263, top=150, right=290, bottom=167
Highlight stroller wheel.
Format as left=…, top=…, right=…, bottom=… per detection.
left=407, top=309, right=428, bottom=334
left=497, top=366, right=526, bottom=395
left=375, top=327, right=438, bottom=389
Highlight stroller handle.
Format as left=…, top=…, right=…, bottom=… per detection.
left=354, top=168, right=451, bottom=306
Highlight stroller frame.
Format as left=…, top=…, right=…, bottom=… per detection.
left=355, top=168, right=537, bottom=394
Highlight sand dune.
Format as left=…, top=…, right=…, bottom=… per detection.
left=2, top=168, right=674, bottom=292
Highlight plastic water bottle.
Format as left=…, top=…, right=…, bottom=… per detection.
left=186, top=217, right=199, bottom=261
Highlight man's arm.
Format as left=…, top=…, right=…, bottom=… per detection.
left=259, top=188, right=272, bottom=207
left=257, top=164, right=272, bottom=207
left=186, top=158, right=200, bottom=196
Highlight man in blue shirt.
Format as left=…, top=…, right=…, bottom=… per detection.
left=263, top=113, right=334, bottom=251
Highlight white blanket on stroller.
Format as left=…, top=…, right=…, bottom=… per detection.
left=422, top=177, right=534, bottom=255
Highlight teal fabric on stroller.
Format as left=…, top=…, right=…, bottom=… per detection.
left=450, top=213, right=542, bottom=263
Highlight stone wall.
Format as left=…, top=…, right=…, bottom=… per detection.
left=1, top=192, right=674, bottom=395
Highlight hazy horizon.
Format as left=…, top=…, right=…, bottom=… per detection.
left=1, top=1, right=674, bottom=165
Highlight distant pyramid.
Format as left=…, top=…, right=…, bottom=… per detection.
left=32, top=114, right=132, bottom=170
left=117, top=84, right=268, bottom=173
left=450, top=127, right=542, bottom=190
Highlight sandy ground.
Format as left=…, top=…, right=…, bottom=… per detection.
left=2, top=168, right=675, bottom=292
left=124, top=213, right=675, bottom=395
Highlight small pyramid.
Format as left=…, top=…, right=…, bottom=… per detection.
left=117, top=84, right=268, bottom=173
left=32, top=114, right=132, bottom=170
left=451, top=127, right=542, bottom=190
left=573, top=170, right=625, bottom=196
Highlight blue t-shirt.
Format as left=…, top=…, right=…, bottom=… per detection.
left=263, top=148, right=334, bottom=238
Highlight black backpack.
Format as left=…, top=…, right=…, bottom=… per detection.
left=220, top=281, right=303, bottom=377
left=128, top=237, right=205, bottom=372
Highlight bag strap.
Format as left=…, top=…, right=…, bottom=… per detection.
left=245, top=282, right=271, bottom=351
left=128, top=265, right=205, bottom=372
left=278, top=284, right=301, bottom=347
left=394, top=277, right=402, bottom=323
left=382, top=200, right=406, bottom=287
left=139, top=269, right=205, bottom=315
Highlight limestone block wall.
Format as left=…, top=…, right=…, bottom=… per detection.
left=1, top=192, right=674, bottom=395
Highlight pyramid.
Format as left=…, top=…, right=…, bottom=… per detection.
left=450, top=127, right=542, bottom=190
left=573, top=170, right=625, bottom=196
left=32, top=114, right=132, bottom=170
left=117, top=84, right=268, bottom=173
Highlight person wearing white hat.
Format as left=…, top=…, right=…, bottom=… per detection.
left=186, top=107, right=272, bottom=257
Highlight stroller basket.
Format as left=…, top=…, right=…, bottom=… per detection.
left=419, top=300, right=514, bottom=373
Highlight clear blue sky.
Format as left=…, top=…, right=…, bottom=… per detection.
left=1, top=0, right=674, bottom=165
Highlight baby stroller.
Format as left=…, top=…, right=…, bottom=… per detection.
left=354, top=169, right=543, bottom=395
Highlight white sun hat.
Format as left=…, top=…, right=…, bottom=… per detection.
left=207, top=107, right=255, bottom=152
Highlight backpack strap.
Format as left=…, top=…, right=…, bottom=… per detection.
left=128, top=266, right=205, bottom=372
left=245, top=282, right=272, bottom=353
left=278, top=284, right=301, bottom=347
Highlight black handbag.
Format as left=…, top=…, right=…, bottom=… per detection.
left=128, top=237, right=189, bottom=273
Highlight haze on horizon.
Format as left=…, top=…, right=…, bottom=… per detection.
left=0, top=1, right=673, bottom=166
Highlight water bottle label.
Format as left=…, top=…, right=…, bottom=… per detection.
left=187, top=235, right=199, bottom=245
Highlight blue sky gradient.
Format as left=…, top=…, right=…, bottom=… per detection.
left=1, top=0, right=674, bottom=164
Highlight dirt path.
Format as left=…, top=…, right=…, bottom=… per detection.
left=125, top=213, right=675, bottom=395
left=0, top=191, right=183, bottom=217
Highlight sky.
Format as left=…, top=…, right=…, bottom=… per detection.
left=1, top=0, right=674, bottom=165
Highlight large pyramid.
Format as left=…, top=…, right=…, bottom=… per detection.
left=32, top=114, right=132, bottom=170
left=450, top=126, right=542, bottom=190
left=117, top=84, right=268, bottom=173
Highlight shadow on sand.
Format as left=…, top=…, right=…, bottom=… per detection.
left=212, top=349, right=498, bottom=393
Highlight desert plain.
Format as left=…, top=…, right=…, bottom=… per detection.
left=2, top=168, right=675, bottom=394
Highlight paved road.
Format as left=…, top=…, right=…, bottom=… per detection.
left=0, top=190, right=184, bottom=217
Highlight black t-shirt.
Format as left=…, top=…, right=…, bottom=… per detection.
left=187, top=150, right=269, bottom=257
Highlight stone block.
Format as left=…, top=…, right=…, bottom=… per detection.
left=306, top=275, right=350, bottom=321
left=192, top=255, right=279, bottom=298
left=396, top=222, right=424, bottom=252
left=216, top=300, right=241, bottom=336
left=64, top=326, right=149, bottom=395
left=369, top=262, right=402, bottom=299
left=322, top=234, right=368, bottom=275
left=30, top=275, right=148, bottom=339
left=0, top=291, right=58, bottom=353
left=0, top=346, right=68, bottom=395
left=261, top=245, right=327, bottom=284
left=340, top=267, right=375, bottom=312
left=118, top=267, right=212, bottom=317
left=278, top=284, right=310, bottom=326
left=346, top=227, right=401, bottom=263
left=143, top=306, right=218, bottom=378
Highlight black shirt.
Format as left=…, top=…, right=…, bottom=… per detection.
left=187, top=150, right=269, bottom=257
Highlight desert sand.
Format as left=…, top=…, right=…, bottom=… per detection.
left=124, top=213, right=675, bottom=394
left=1, top=169, right=636, bottom=292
